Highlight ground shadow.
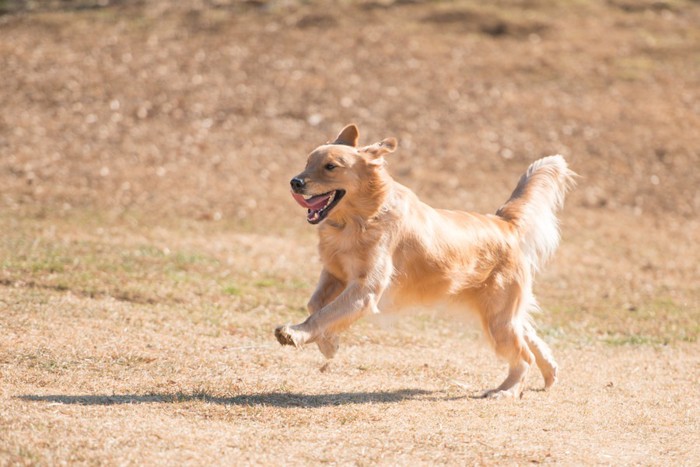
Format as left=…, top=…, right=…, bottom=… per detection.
left=19, top=388, right=466, bottom=408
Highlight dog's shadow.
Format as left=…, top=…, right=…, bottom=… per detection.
left=18, top=388, right=466, bottom=408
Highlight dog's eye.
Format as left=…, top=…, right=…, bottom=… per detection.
left=324, top=163, right=336, bottom=171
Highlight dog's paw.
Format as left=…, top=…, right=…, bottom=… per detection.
left=480, top=388, right=523, bottom=400
left=543, top=364, right=558, bottom=390
left=274, top=324, right=303, bottom=348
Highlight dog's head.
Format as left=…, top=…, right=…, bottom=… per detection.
left=290, top=124, right=397, bottom=225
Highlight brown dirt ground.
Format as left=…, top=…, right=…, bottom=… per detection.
left=1, top=0, right=699, bottom=465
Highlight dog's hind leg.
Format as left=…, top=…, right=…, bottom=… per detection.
left=523, top=322, right=558, bottom=389
left=479, top=284, right=535, bottom=399
left=483, top=324, right=534, bottom=399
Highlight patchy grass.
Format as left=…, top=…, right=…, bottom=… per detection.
left=221, top=284, right=242, bottom=296
left=0, top=216, right=314, bottom=311
left=545, top=294, right=699, bottom=346
left=601, top=300, right=697, bottom=346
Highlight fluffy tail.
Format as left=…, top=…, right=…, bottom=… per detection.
left=496, top=155, right=576, bottom=273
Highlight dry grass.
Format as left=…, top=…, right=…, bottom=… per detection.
left=1, top=0, right=700, bottom=464
left=1, top=222, right=698, bottom=464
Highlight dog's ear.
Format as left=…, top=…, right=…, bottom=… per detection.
left=361, top=137, right=397, bottom=165
left=332, top=124, right=360, bottom=147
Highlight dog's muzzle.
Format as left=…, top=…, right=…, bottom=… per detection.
left=290, top=177, right=305, bottom=193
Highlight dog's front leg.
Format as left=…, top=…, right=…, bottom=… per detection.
left=306, top=269, right=345, bottom=359
left=275, top=264, right=390, bottom=351
left=307, top=269, right=345, bottom=314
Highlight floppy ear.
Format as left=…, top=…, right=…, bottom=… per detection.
left=332, top=124, right=359, bottom=147
left=361, top=137, right=397, bottom=165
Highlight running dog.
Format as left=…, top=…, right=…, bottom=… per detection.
left=275, top=124, right=576, bottom=398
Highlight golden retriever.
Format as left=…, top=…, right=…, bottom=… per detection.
left=275, top=124, right=576, bottom=398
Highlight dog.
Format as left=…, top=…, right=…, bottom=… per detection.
left=275, top=124, right=576, bottom=398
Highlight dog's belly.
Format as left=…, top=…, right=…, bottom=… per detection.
left=378, top=276, right=471, bottom=313
left=376, top=283, right=483, bottom=331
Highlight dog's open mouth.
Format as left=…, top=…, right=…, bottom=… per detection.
left=291, top=190, right=345, bottom=224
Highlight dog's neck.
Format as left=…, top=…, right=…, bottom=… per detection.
left=324, top=169, right=394, bottom=231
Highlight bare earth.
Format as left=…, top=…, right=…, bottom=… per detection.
left=1, top=0, right=699, bottom=465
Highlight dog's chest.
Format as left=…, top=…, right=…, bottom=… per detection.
left=318, top=227, right=379, bottom=281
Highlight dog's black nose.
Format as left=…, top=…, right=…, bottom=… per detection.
left=290, top=177, right=305, bottom=193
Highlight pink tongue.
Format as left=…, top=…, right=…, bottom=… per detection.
left=291, top=192, right=331, bottom=210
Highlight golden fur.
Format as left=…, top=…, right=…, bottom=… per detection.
left=276, top=124, right=576, bottom=398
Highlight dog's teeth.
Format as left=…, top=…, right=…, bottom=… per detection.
left=303, top=195, right=313, bottom=200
